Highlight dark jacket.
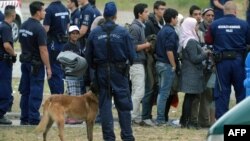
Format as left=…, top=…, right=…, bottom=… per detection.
left=180, top=39, right=207, bottom=94
left=145, top=13, right=164, bottom=37
left=129, top=19, right=146, bottom=63
left=86, top=21, right=136, bottom=67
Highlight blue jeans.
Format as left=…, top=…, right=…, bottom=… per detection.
left=156, top=62, right=175, bottom=123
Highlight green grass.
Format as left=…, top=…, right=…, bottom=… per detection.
left=7, top=77, right=237, bottom=141
left=22, top=0, right=210, bottom=11
left=0, top=125, right=208, bottom=141
left=95, top=0, right=210, bottom=11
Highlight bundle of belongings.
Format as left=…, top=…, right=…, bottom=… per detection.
left=57, top=51, right=88, bottom=77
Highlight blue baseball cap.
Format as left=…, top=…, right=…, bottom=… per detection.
left=103, top=2, right=117, bottom=17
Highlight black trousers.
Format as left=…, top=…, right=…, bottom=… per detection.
left=180, top=94, right=200, bottom=127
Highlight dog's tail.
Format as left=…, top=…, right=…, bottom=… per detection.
left=34, top=99, right=51, bottom=133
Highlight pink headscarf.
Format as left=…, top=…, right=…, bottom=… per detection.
left=179, top=17, right=199, bottom=49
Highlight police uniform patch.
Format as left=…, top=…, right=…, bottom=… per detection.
left=84, top=15, right=90, bottom=22
left=74, top=18, right=78, bottom=25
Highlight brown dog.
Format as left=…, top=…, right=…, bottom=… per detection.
left=35, top=86, right=98, bottom=141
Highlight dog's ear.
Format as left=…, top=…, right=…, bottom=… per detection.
left=89, top=82, right=99, bottom=95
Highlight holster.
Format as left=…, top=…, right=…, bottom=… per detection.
left=31, top=59, right=42, bottom=76
left=0, top=53, right=14, bottom=63
left=222, top=51, right=237, bottom=59
left=114, top=62, right=130, bottom=77
left=19, top=53, right=32, bottom=63
left=98, top=61, right=130, bottom=77
left=212, top=52, right=222, bottom=63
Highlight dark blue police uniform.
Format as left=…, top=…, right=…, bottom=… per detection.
left=70, top=8, right=80, bottom=28
left=0, top=21, right=14, bottom=119
left=18, top=18, right=47, bottom=125
left=79, top=3, right=95, bottom=88
left=92, top=5, right=101, bottom=17
left=43, top=1, right=70, bottom=94
left=86, top=20, right=135, bottom=141
left=0, top=11, right=4, bottom=23
left=211, top=0, right=229, bottom=20
left=208, top=14, right=250, bottom=119
left=79, top=3, right=95, bottom=48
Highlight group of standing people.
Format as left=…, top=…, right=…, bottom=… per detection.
left=0, top=0, right=101, bottom=125
left=0, top=0, right=250, bottom=141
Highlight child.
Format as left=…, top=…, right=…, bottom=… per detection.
left=62, top=25, right=85, bottom=124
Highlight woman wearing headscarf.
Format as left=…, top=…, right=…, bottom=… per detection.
left=179, top=17, right=210, bottom=129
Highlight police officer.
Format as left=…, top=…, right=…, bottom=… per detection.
left=67, top=0, right=80, bottom=27
left=78, top=0, right=95, bottom=48
left=89, top=0, right=102, bottom=17
left=0, top=11, right=4, bottom=23
left=245, top=0, right=250, bottom=25
left=0, top=5, right=16, bottom=125
left=43, top=0, right=70, bottom=94
left=78, top=0, right=96, bottom=90
left=19, top=1, right=51, bottom=125
left=206, top=1, right=250, bottom=119
left=86, top=2, right=135, bottom=140
left=211, top=0, right=230, bottom=20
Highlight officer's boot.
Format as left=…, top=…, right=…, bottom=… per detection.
left=0, top=116, right=12, bottom=125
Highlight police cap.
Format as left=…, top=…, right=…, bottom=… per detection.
left=103, top=2, right=117, bottom=17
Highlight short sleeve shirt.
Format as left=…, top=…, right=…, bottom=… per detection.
left=0, top=21, right=13, bottom=54
left=79, top=3, right=95, bottom=38
left=43, top=1, right=70, bottom=37
left=19, top=18, right=47, bottom=58
left=70, top=9, right=81, bottom=28
left=155, top=24, right=179, bottom=63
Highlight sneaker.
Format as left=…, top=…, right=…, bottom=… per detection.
left=0, top=117, right=12, bottom=125
left=132, top=119, right=142, bottom=125
left=141, top=119, right=155, bottom=127
left=187, top=122, right=200, bottom=130
left=167, top=119, right=181, bottom=128
left=155, top=120, right=166, bottom=127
